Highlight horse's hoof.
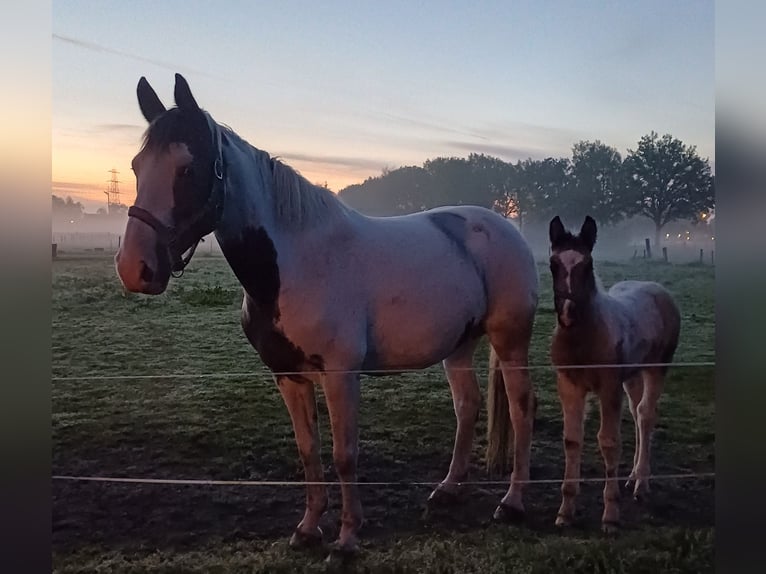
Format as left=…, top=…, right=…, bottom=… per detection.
left=633, top=481, right=650, bottom=502
left=325, top=541, right=359, bottom=564
left=601, top=521, right=620, bottom=536
left=427, top=486, right=461, bottom=507
left=424, top=486, right=461, bottom=518
left=493, top=502, right=526, bottom=523
left=289, top=526, right=323, bottom=549
left=555, top=513, right=572, bottom=528
left=633, top=492, right=648, bottom=504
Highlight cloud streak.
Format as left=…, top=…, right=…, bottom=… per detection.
left=96, top=123, right=145, bottom=133
left=374, top=111, right=490, bottom=141
left=275, top=151, right=388, bottom=172
left=445, top=140, right=552, bottom=161
left=53, top=33, right=222, bottom=79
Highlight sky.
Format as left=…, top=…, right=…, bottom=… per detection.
left=52, top=0, right=714, bottom=212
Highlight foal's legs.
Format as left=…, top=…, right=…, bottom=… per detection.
left=633, top=368, right=665, bottom=499
left=321, top=372, right=363, bottom=554
left=429, top=339, right=481, bottom=502
left=276, top=376, right=327, bottom=547
left=596, top=378, right=624, bottom=533
left=555, top=371, right=587, bottom=527
left=623, top=374, right=643, bottom=489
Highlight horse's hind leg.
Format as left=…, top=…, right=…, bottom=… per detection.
left=489, top=331, right=536, bottom=520
left=276, top=376, right=327, bottom=548
left=623, top=374, right=643, bottom=489
left=428, top=339, right=481, bottom=506
left=633, top=368, right=665, bottom=499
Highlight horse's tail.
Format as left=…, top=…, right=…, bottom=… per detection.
left=486, top=346, right=513, bottom=474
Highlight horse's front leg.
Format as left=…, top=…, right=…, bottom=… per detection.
left=596, top=377, right=624, bottom=533
left=276, top=375, right=327, bottom=548
left=555, top=371, right=587, bottom=527
left=321, top=372, right=363, bottom=556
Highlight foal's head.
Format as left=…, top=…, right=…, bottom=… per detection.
left=116, top=74, right=221, bottom=294
left=548, top=215, right=598, bottom=328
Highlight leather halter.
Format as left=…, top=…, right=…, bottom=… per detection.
left=128, top=113, right=225, bottom=277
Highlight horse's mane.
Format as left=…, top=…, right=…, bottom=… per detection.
left=220, top=124, right=351, bottom=230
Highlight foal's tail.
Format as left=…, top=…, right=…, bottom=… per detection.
left=486, top=346, right=513, bottom=474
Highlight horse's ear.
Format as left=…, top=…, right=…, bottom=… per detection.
left=174, top=73, right=200, bottom=111
left=549, top=216, right=566, bottom=247
left=580, top=216, right=597, bottom=251
left=137, top=76, right=166, bottom=123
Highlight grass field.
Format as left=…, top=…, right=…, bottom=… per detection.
left=52, top=252, right=715, bottom=573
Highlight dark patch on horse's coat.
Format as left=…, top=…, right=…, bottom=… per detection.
left=241, top=313, right=325, bottom=384
left=453, top=318, right=483, bottom=352
left=428, top=212, right=488, bottom=299
left=226, top=227, right=281, bottom=317
left=428, top=212, right=468, bottom=254
left=224, top=226, right=324, bottom=383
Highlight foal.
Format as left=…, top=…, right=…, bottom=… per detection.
left=548, top=216, right=680, bottom=532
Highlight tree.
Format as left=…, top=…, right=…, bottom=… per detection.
left=423, top=156, right=485, bottom=208
left=511, top=157, right=570, bottom=228
left=491, top=161, right=520, bottom=219
left=52, top=194, right=85, bottom=224
left=567, top=140, right=625, bottom=224
left=465, top=153, right=513, bottom=213
left=623, top=132, right=714, bottom=247
left=338, top=166, right=433, bottom=215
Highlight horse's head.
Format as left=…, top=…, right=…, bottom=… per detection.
left=548, top=215, right=598, bottom=328
left=115, top=74, right=223, bottom=294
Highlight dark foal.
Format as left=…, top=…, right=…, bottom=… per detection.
left=548, top=215, right=680, bottom=533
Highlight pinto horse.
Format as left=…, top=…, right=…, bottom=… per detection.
left=546, top=215, right=680, bottom=532
left=115, top=74, right=539, bottom=555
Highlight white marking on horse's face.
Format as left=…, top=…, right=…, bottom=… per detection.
left=115, top=143, right=193, bottom=294
left=560, top=299, right=575, bottom=327
left=550, top=249, right=590, bottom=328
left=557, top=250, right=585, bottom=291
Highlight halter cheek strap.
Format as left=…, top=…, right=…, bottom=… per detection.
left=128, top=112, right=225, bottom=277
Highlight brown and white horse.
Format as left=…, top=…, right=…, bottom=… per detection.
left=546, top=215, right=680, bottom=532
left=115, top=74, right=540, bottom=557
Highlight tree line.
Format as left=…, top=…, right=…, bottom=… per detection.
left=52, top=194, right=86, bottom=224
left=339, top=131, right=714, bottom=247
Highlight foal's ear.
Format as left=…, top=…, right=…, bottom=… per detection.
left=137, top=77, right=166, bottom=123
left=580, top=216, right=597, bottom=251
left=174, top=73, right=200, bottom=111
left=549, top=216, right=567, bottom=247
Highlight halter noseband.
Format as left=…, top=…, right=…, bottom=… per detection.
left=128, top=113, right=225, bottom=278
